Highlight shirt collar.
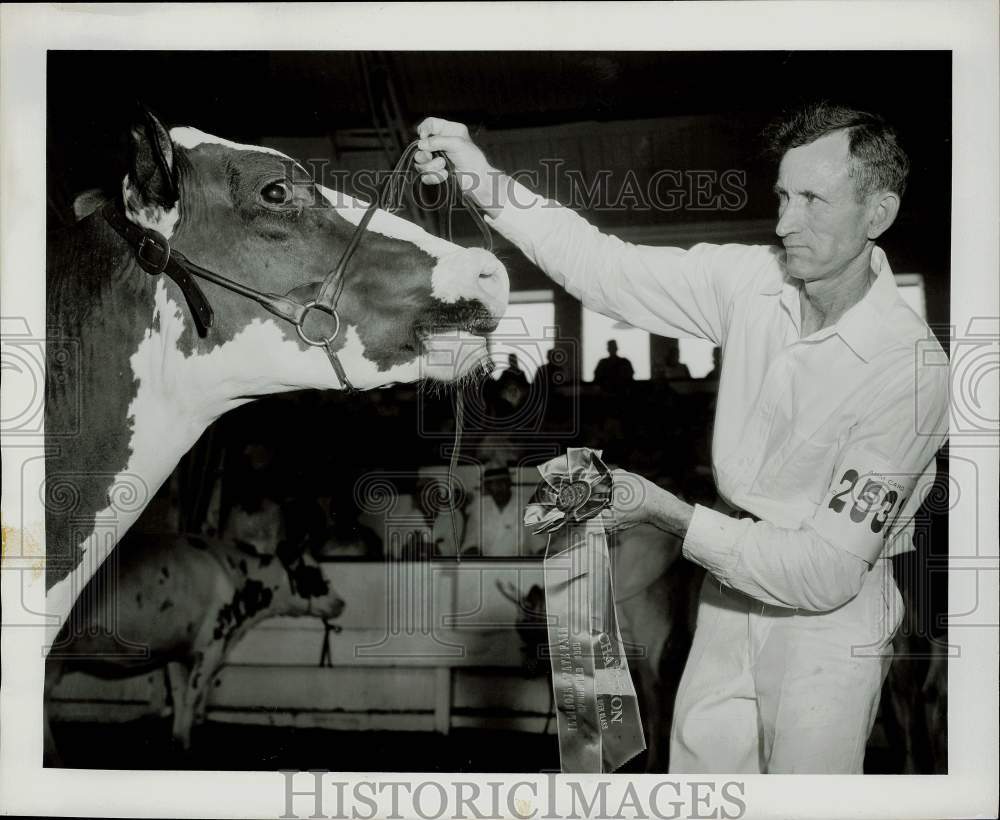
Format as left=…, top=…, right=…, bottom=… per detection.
left=759, top=251, right=785, bottom=295
left=834, top=246, right=897, bottom=362
left=765, top=245, right=898, bottom=361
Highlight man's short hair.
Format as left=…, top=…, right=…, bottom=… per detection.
left=764, top=101, right=910, bottom=200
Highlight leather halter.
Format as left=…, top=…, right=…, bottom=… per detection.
left=103, top=141, right=492, bottom=392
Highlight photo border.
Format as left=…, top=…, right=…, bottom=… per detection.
left=2, top=3, right=997, bottom=818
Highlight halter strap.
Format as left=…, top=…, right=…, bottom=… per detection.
left=102, top=203, right=215, bottom=336
left=104, top=140, right=492, bottom=394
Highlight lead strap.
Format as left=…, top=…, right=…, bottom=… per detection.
left=323, top=343, right=355, bottom=392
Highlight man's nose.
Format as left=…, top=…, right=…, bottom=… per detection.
left=775, top=202, right=798, bottom=238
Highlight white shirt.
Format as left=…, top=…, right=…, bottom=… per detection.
left=489, top=179, right=949, bottom=610
left=462, top=491, right=522, bottom=557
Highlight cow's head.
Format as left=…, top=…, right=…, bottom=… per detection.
left=271, top=511, right=345, bottom=620
left=122, top=107, right=508, bottom=391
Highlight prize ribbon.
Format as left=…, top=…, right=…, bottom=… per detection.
left=524, top=448, right=646, bottom=773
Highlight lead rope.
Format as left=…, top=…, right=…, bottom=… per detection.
left=449, top=388, right=465, bottom=560
left=320, top=142, right=488, bottom=556
left=319, top=617, right=341, bottom=668
left=437, top=148, right=493, bottom=564
left=314, top=142, right=492, bottom=392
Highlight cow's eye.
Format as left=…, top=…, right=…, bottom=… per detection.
left=260, top=181, right=293, bottom=206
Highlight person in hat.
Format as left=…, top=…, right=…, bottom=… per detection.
left=593, top=339, right=635, bottom=394
left=461, top=462, right=521, bottom=557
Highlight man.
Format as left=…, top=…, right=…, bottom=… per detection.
left=593, top=339, right=635, bottom=393
left=414, top=102, right=949, bottom=773
left=495, top=352, right=530, bottom=409
left=460, top=462, right=522, bottom=557
left=654, top=341, right=692, bottom=382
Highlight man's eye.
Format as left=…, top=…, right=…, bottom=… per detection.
left=261, top=181, right=293, bottom=205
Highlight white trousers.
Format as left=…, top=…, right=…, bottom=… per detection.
left=669, top=559, right=903, bottom=774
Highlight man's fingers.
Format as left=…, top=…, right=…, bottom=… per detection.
left=420, top=171, right=448, bottom=185
left=416, top=134, right=473, bottom=154
left=416, top=117, right=469, bottom=140
left=414, top=155, right=447, bottom=173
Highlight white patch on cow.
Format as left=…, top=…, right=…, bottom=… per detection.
left=122, top=176, right=180, bottom=239
left=429, top=247, right=508, bottom=315
left=317, top=184, right=455, bottom=260
left=169, top=126, right=291, bottom=159
left=316, top=185, right=509, bottom=317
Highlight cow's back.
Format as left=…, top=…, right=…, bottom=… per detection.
left=51, top=534, right=233, bottom=675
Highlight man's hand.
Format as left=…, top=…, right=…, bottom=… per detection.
left=608, top=469, right=654, bottom=531
left=609, top=469, right=694, bottom=538
left=414, top=117, right=500, bottom=212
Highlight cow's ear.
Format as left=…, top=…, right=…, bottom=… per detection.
left=125, top=103, right=178, bottom=213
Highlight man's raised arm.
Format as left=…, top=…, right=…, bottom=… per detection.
left=415, top=117, right=773, bottom=348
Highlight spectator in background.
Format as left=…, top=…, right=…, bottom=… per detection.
left=594, top=339, right=634, bottom=393
left=413, top=474, right=467, bottom=558
left=654, top=342, right=692, bottom=382
left=461, top=462, right=521, bottom=557
left=495, top=353, right=530, bottom=410
left=221, top=443, right=284, bottom=554
left=319, top=505, right=383, bottom=559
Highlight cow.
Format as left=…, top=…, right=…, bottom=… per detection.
left=44, top=105, right=509, bottom=652
left=610, top=524, right=701, bottom=773
left=44, top=532, right=344, bottom=763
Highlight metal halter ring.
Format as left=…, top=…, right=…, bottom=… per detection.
left=295, top=301, right=342, bottom=347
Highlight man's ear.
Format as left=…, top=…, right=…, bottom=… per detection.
left=125, top=103, right=179, bottom=215
left=866, top=190, right=900, bottom=240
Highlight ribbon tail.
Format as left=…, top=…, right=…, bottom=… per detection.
left=543, top=519, right=645, bottom=773
left=588, top=520, right=646, bottom=772
left=543, top=527, right=601, bottom=773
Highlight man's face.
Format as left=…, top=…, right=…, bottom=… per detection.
left=774, top=130, right=875, bottom=282
left=485, top=477, right=512, bottom=507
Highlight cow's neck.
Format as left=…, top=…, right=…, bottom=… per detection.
left=43, top=215, right=345, bottom=649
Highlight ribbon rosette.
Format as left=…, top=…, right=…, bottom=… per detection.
left=524, top=448, right=613, bottom=534
left=523, top=447, right=645, bottom=774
